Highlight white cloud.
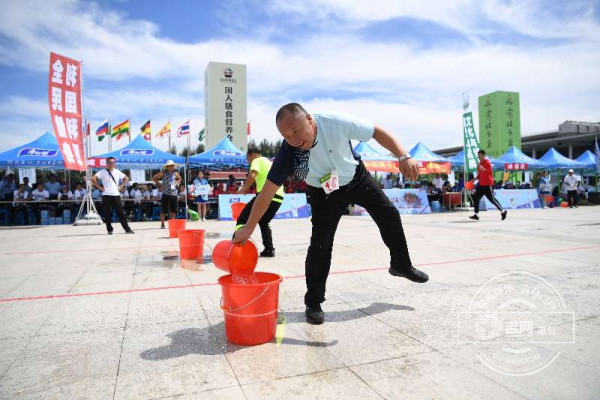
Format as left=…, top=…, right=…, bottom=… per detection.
left=0, top=0, right=598, bottom=157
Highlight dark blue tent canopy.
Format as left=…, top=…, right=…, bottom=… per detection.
left=353, top=141, right=396, bottom=161
left=495, top=146, right=549, bottom=169
left=188, top=136, right=248, bottom=167
left=0, top=132, right=65, bottom=168
left=538, top=148, right=586, bottom=169
left=92, top=135, right=185, bottom=168
left=408, top=143, right=451, bottom=162
left=575, top=150, right=598, bottom=171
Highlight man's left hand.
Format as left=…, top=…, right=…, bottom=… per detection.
left=399, top=158, right=420, bottom=182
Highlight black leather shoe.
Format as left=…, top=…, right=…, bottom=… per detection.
left=107, top=231, right=113, bottom=235
left=501, top=210, right=508, bottom=220
left=260, top=249, right=275, bottom=257
left=469, top=214, right=479, bottom=220
left=125, top=230, right=135, bottom=234
left=305, top=305, right=324, bottom=325
left=389, top=266, right=429, bottom=283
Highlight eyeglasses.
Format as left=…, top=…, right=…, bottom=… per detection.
left=107, top=161, right=116, bottom=164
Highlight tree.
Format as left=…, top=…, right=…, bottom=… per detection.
left=179, top=146, right=194, bottom=157
left=169, top=144, right=177, bottom=155
left=195, top=143, right=205, bottom=155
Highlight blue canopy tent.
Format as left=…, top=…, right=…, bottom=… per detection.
left=538, top=148, right=586, bottom=170
left=187, top=136, right=248, bottom=168
left=353, top=141, right=396, bottom=161
left=408, top=142, right=451, bottom=163
left=449, top=149, right=503, bottom=171
left=575, top=150, right=598, bottom=171
left=494, top=146, right=549, bottom=170
left=0, top=132, right=64, bottom=168
left=92, top=135, right=185, bottom=168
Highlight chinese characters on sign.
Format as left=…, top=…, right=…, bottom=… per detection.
left=48, top=52, right=85, bottom=171
left=462, top=112, right=480, bottom=173
left=225, top=85, right=233, bottom=141
left=504, top=163, right=528, bottom=171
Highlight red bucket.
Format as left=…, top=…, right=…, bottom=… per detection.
left=219, top=272, right=283, bottom=345
left=178, top=229, right=205, bottom=260
left=231, top=202, right=246, bottom=220
left=168, top=219, right=186, bottom=238
left=212, top=240, right=258, bottom=275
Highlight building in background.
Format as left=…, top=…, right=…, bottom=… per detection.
left=204, top=62, right=248, bottom=153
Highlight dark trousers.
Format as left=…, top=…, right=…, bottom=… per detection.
left=472, top=186, right=503, bottom=213
left=102, top=195, right=131, bottom=232
left=304, top=162, right=412, bottom=307
left=567, top=190, right=577, bottom=207
left=236, top=196, right=282, bottom=252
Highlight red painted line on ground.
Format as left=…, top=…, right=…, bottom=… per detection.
left=1, top=244, right=598, bottom=303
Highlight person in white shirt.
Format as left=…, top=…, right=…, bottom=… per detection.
left=13, top=184, right=31, bottom=225
left=381, top=173, right=394, bottom=189
left=91, top=157, right=134, bottom=234
left=31, top=183, right=50, bottom=201
left=563, top=169, right=578, bottom=208
left=30, top=183, right=50, bottom=224
left=73, top=182, right=86, bottom=202
left=432, top=174, right=444, bottom=191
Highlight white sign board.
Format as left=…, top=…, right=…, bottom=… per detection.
left=204, top=61, right=247, bottom=154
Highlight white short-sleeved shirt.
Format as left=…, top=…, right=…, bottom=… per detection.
left=95, top=168, right=126, bottom=196
left=31, top=189, right=49, bottom=201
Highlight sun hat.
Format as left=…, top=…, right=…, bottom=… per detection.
left=164, top=160, right=178, bottom=167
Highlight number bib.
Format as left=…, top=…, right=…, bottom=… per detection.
left=319, top=171, right=339, bottom=194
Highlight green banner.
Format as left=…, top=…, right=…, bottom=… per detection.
left=462, top=111, right=480, bottom=173
left=478, top=91, right=521, bottom=158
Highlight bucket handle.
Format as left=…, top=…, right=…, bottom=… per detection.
left=220, top=285, right=269, bottom=313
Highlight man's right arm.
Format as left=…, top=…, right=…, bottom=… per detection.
left=152, top=172, right=162, bottom=186
left=91, top=175, right=104, bottom=192
left=232, top=180, right=279, bottom=245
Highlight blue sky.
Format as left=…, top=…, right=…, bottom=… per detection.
left=0, top=0, right=598, bottom=155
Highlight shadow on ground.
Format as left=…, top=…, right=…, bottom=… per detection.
left=140, top=302, right=413, bottom=360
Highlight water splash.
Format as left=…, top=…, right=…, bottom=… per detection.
left=231, top=272, right=259, bottom=284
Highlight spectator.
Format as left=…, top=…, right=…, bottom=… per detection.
left=22, top=176, right=32, bottom=194
left=577, top=180, right=587, bottom=202
left=73, top=182, right=86, bottom=202
left=31, top=182, right=50, bottom=201
left=13, top=184, right=30, bottom=224
left=432, top=174, right=444, bottom=191
left=227, top=174, right=239, bottom=193
left=563, top=169, right=578, bottom=208
left=193, top=171, right=210, bottom=221
left=45, top=174, right=61, bottom=200
left=58, top=185, right=73, bottom=201
left=494, top=180, right=503, bottom=190
left=0, top=173, right=16, bottom=201
left=177, top=183, right=187, bottom=205
left=381, top=173, right=394, bottom=189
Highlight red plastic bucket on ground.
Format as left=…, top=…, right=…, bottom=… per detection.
left=212, top=240, right=258, bottom=275
left=168, top=219, right=186, bottom=238
left=219, top=272, right=283, bottom=345
left=231, top=202, right=246, bottom=220
left=178, top=229, right=205, bottom=260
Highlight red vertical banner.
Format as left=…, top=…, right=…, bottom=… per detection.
left=48, top=52, right=86, bottom=171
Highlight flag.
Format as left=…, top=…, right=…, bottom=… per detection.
left=247, top=121, right=251, bottom=137
left=96, top=119, right=109, bottom=142
left=596, top=138, right=600, bottom=173
left=156, top=121, right=171, bottom=138
left=112, top=119, right=130, bottom=141
left=176, top=120, right=190, bottom=138
left=86, top=120, right=91, bottom=137
left=140, top=120, right=151, bottom=141
left=198, top=128, right=205, bottom=142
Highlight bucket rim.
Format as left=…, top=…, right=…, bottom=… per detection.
left=217, top=272, right=282, bottom=287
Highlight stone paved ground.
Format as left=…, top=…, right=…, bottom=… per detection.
left=0, top=207, right=598, bottom=399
